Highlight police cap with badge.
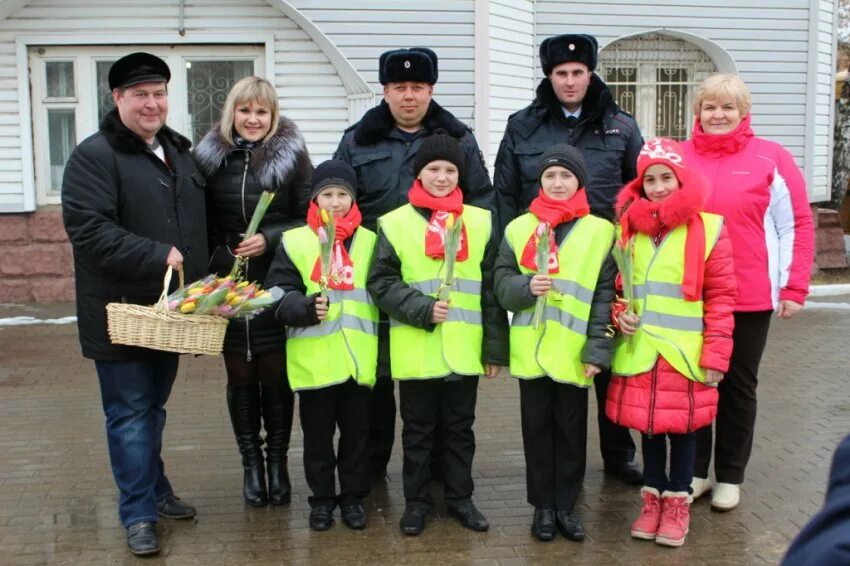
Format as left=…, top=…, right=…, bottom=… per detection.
left=378, top=47, right=439, bottom=85
left=539, top=34, right=599, bottom=75
left=108, top=52, right=171, bottom=90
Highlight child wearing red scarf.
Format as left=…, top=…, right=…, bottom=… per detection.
left=493, top=144, right=617, bottom=543
left=606, top=138, right=737, bottom=547
left=366, top=131, right=508, bottom=536
left=265, top=159, right=377, bottom=533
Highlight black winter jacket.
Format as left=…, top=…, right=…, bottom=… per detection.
left=366, top=206, right=509, bottom=371
left=494, top=75, right=643, bottom=229
left=334, top=100, right=495, bottom=232
left=62, top=110, right=208, bottom=361
left=194, top=117, right=312, bottom=357
left=493, top=216, right=617, bottom=370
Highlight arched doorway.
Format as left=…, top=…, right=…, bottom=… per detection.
left=598, top=33, right=719, bottom=141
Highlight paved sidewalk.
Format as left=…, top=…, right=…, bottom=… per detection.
left=0, top=302, right=847, bottom=565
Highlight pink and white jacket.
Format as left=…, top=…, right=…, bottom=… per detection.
left=682, top=115, right=814, bottom=311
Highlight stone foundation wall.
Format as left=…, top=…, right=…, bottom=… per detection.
left=0, top=209, right=75, bottom=302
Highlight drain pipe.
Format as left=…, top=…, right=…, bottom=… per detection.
left=178, top=0, right=186, bottom=36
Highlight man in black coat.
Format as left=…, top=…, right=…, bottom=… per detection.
left=61, top=53, right=208, bottom=556
left=494, top=34, right=644, bottom=485
left=334, top=48, right=496, bottom=482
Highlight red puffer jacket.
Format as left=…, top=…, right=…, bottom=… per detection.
left=605, top=140, right=737, bottom=435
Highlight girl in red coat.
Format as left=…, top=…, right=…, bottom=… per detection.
left=606, top=138, right=737, bottom=547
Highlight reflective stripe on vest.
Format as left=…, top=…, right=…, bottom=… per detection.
left=612, top=212, right=724, bottom=382
left=281, top=225, right=379, bottom=391
left=378, top=204, right=491, bottom=379
left=505, top=213, right=615, bottom=387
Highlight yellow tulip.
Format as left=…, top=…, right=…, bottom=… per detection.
left=188, top=287, right=204, bottom=295
left=320, top=208, right=330, bottom=224
left=179, top=301, right=196, bottom=313
left=446, top=213, right=455, bottom=229
left=225, top=291, right=237, bottom=302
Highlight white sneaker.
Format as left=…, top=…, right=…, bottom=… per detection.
left=690, top=477, right=712, bottom=499
left=711, top=482, right=740, bottom=511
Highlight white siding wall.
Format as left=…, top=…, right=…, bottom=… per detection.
left=534, top=0, right=827, bottom=197
left=0, top=0, right=354, bottom=211
left=809, top=0, right=837, bottom=201
left=488, top=0, right=535, bottom=166
left=291, top=0, right=477, bottom=127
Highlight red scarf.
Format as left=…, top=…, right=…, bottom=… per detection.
left=519, top=188, right=590, bottom=273
left=307, top=200, right=361, bottom=290
left=690, top=113, right=754, bottom=157
left=407, top=179, right=469, bottom=261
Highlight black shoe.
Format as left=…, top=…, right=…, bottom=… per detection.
left=157, top=494, right=196, bottom=520
left=309, top=505, right=335, bottom=531
left=400, top=502, right=428, bottom=536
left=604, top=460, right=644, bottom=486
left=447, top=499, right=489, bottom=532
left=531, top=508, right=556, bottom=542
left=556, top=510, right=586, bottom=541
left=227, top=385, right=268, bottom=506
left=126, top=521, right=159, bottom=556
left=262, top=385, right=294, bottom=506
left=340, top=503, right=367, bottom=530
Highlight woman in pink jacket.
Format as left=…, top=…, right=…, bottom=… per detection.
left=681, top=74, right=814, bottom=511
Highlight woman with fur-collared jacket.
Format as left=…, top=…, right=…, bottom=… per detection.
left=194, top=76, right=312, bottom=508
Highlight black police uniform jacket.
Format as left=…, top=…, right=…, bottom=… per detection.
left=62, top=109, right=209, bottom=361
left=194, top=117, right=312, bottom=358
left=494, top=74, right=643, bottom=229
left=334, top=100, right=495, bottom=232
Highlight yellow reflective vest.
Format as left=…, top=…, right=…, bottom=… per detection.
left=505, top=213, right=615, bottom=387
left=611, top=212, right=724, bottom=383
left=281, top=225, right=379, bottom=391
left=378, top=204, right=491, bottom=379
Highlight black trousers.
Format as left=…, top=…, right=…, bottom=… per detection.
left=520, top=377, right=588, bottom=511
left=369, top=326, right=396, bottom=475
left=299, top=378, right=371, bottom=508
left=594, top=368, right=636, bottom=464
left=399, top=376, right=479, bottom=503
left=695, top=310, right=772, bottom=484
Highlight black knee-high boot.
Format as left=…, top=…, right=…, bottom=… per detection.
left=226, top=384, right=268, bottom=506
left=262, top=384, right=294, bottom=505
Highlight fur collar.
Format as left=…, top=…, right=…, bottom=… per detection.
left=528, top=74, right=617, bottom=132
left=193, top=116, right=309, bottom=189
left=353, top=99, right=469, bottom=146
left=99, top=108, right=191, bottom=155
left=616, top=173, right=705, bottom=235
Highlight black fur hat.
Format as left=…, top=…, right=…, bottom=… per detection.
left=379, top=47, right=438, bottom=85
left=539, top=34, right=599, bottom=75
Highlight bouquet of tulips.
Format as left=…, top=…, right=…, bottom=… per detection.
left=532, top=222, right=551, bottom=330
left=611, top=237, right=636, bottom=351
left=316, top=207, right=336, bottom=298
left=230, top=191, right=276, bottom=278
left=166, top=275, right=275, bottom=319
left=438, top=212, right=463, bottom=302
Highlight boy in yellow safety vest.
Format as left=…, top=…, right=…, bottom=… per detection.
left=265, top=160, right=379, bottom=532
left=367, top=131, right=508, bottom=536
left=493, top=144, right=617, bottom=542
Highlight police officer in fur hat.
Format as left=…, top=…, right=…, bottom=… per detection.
left=494, top=34, right=644, bottom=490
left=334, top=48, right=496, bottom=484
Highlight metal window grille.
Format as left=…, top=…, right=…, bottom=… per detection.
left=598, top=34, right=718, bottom=141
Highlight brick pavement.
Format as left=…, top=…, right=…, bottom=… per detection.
left=0, top=302, right=848, bottom=565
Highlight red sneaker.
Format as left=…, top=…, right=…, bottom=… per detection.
left=630, top=487, right=662, bottom=540
left=656, top=491, right=692, bottom=547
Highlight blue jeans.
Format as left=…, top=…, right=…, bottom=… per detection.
left=95, top=357, right=178, bottom=527
left=641, top=432, right=696, bottom=494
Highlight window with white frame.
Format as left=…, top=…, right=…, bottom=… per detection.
left=29, top=45, right=265, bottom=205
left=598, top=34, right=718, bottom=141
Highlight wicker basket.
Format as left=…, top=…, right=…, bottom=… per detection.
left=106, top=266, right=228, bottom=355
